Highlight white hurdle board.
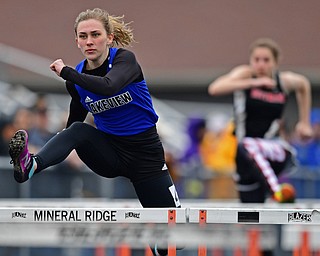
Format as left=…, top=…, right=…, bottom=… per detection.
left=188, top=208, right=320, bottom=224
left=1, top=200, right=320, bottom=249
left=0, top=207, right=187, bottom=248
left=0, top=207, right=187, bottom=223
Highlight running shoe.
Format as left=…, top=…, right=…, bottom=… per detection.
left=9, top=130, right=35, bottom=183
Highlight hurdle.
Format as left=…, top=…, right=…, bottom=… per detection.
left=1, top=201, right=320, bottom=255
left=188, top=207, right=320, bottom=255
left=188, top=207, right=320, bottom=224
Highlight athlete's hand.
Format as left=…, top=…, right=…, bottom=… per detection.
left=251, top=77, right=276, bottom=89
left=295, top=121, right=313, bottom=141
left=50, top=59, right=66, bottom=77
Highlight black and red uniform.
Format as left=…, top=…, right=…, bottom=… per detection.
left=233, top=73, right=295, bottom=203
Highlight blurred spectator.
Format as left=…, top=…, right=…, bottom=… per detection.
left=0, top=107, right=33, bottom=156
left=0, top=118, right=15, bottom=156
left=27, top=94, right=85, bottom=172
left=177, top=116, right=209, bottom=198
left=199, top=114, right=238, bottom=199
left=12, top=107, right=33, bottom=132
left=292, top=108, right=320, bottom=168
left=28, top=94, right=55, bottom=152
left=200, top=114, right=236, bottom=173
left=176, top=114, right=238, bottom=199
left=180, top=116, right=206, bottom=164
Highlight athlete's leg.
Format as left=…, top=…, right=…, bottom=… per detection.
left=236, top=139, right=290, bottom=256
left=242, top=138, right=289, bottom=193
left=235, top=141, right=269, bottom=203
left=133, top=171, right=181, bottom=256
left=133, top=171, right=180, bottom=208
left=9, top=122, right=122, bottom=183
left=37, top=122, right=123, bottom=178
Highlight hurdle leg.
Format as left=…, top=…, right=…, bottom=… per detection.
left=212, top=248, right=223, bottom=256
left=300, top=231, right=310, bottom=256
left=248, top=228, right=261, bottom=256
left=168, top=210, right=176, bottom=256
left=233, top=247, right=242, bottom=256
left=293, top=247, right=300, bottom=256
left=95, top=246, right=106, bottom=256
left=116, top=243, right=131, bottom=256
left=198, top=210, right=207, bottom=256
left=293, top=230, right=311, bottom=256
left=145, top=246, right=154, bottom=256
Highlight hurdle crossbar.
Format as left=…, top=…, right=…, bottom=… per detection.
left=188, top=208, right=320, bottom=224
left=2, top=206, right=320, bottom=225
left=2, top=207, right=187, bottom=223
left=1, top=204, right=320, bottom=249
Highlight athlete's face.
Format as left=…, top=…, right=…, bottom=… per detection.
left=76, top=19, right=114, bottom=67
left=249, top=47, right=277, bottom=77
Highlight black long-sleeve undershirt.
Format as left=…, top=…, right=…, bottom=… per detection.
left=63, top=48, right=145, bottom=128
left=65, top=83, right=88, bottom=127
left=62, top=48, right=143, bottom=96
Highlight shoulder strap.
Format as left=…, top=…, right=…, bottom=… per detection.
left=75, top=59, right=85, bottom=72
left=274, top=71, right=282, bottom=91
left=107, top=48, right=118, bottom=72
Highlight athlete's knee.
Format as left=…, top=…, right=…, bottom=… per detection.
left=68, top=122, right=85, bottom=131
left=236, top=142, right=264, bottom=181
left=67, top=122, right=93, bottom=136
left=236, top=175, right=268, bottom=203
left=60, top=122, right=94, bottom=145
left=236, top=142, right=251, bottom=163
left=239, top=187, right=267, bottom=203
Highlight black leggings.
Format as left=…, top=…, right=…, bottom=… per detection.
left=235, top=139, right=291, bottom=203
left=34, top=122, right=181, bottom=208
left=36, top=122, right=121, bottom=177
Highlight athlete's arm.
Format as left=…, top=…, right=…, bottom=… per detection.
left=60, top=49, right=143, bottom=96
left=281, top=71, right=313, bottom=140
left=208, top=65, right=276, bottom=95
left=65, top=81, right=88, bottom=128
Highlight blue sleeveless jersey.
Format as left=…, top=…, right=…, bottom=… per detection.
left=74, top=48, right=158, bottom=136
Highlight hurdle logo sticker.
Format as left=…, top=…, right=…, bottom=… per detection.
left=12, top=212, right=27, bottom=219
left=125, top=212, right=140, bottom=219
left=288, top=212, right=312, bottom=222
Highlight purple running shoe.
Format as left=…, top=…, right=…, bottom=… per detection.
left=9, top=130, right=35, bottom=183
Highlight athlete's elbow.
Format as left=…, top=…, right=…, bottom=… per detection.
left=208, top=86, right=215, bottom=96
left=98, top=86, right=119, bottom=96
left=208, top=83, right=223, bottom=96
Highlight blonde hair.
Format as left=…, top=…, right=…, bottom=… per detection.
left=249, top=38, right=282, bottom=63
left=74, top=8, right=134, bottom=47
